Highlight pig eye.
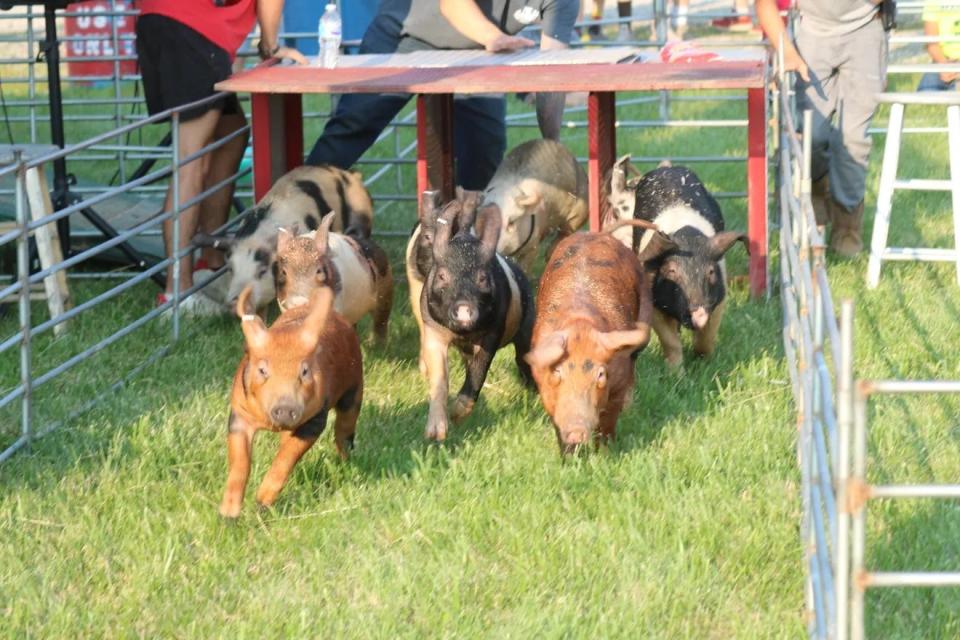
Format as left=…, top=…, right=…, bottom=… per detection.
left=550, top=367, right=562, bottom=385
left=707, top=266, right=718, bottom=283
left=256, top=360, right=269, bottom=379
left=436, top=268, right=450, bottom=284
left=476, top=271, right=489, bottom=288
left=596, top=367, right=607, bottom=389
left=316, top=266, right=327, bottom=282
left=257, top=267, right=269, bottom=279
left=507, top=221, right=516, bottom=231
left=423, top=232, right=433, bottom=243
left=300, top=362, right=311, bottom=381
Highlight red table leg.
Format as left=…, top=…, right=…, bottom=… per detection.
left=587, top=91, right=616, bottom=231
left=251, top=93, right=304, bottom=201
left=416, top=94, right=455, bottom=202
left=747, top=87, right=768, bottom=298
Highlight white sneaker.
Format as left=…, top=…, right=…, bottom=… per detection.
left=157, top=290, right=227, bottom=319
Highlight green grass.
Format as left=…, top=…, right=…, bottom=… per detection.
left=0, top=71, right=957, bottom=637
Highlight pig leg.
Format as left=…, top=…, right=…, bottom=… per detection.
left=255, top=427, right=320, bottom=508
left=372, top=265, right=394, bottom=346
left=409, top=277, right=427, bottom=377
left=451, top=342, right=496, bottom=422
left=652, top=309, right=683, bottom=367
left=693, top=299, right=725, bottom=358
left=423, top=325, right=451, bottom=441
left=333, top=384, right=363, bottom=459
left=512, top=309, right=535, bottom=389
left=219, top=419, right=256, bottom=519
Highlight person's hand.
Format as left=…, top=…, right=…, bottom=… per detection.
left=484, top=33, right=535, bottom=53
left=274, top=46, right=308, bottom=66
left=940, top=70, right=959, bottom=84
left=783, top=42, right=810, bottom=82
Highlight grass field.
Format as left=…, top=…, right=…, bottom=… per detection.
left=0, top=69, right=958, bottom=637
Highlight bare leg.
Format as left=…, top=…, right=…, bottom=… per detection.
left=197, top=111, right=249, bottom=269
left=255, top=430, right=318, bottom=508
left=652, top=308, right=683, bottom=366
left=693, top=299, right=725, bottom=357
left=162, top=108, right=222, bottom=295
left=220, top=425, right=255, bottom=518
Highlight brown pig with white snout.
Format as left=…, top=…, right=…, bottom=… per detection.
left=526, top=231, right=653, bottom=454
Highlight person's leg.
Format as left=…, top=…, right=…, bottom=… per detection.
left=795, top=25, right=842, bottom=185
left=617, top=1, right=633, bottom=40
left=918, top=71, right=952, bottom=92
left=163, top=108, right=222, bottom=295
left=452, top=95, right=507, bottom=190
left=829, top=20, right=888, bottom=256
left=197, top=102, right=249, bottom=269
left=305, top=93, right=411, bottom=167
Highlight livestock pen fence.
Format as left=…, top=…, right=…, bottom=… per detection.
left=777, top=79, right=960, bottom=639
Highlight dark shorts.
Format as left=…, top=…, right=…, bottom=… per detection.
left=136, top=14, right=242, bottom=122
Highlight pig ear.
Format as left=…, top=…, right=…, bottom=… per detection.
left=277, top=227, right=293, bottom=254
left=419, top=190, right=442, bottom=227
left=637, top=231, right=679, bottom=268
left=299, top=286, right=334, bottom=346
left=524, top=332, right=567, bottom=369
left=193, top=232, right=235, bottom=253
left=432, top=200, right=461, bottom=259
left=458, top=188, right=482, bottom=231
left=709, top=231, right=749, bottom=259
left=315, top=212, right=336, bottom=256
left=514, top=189, right=540, bottom=209
left=612, top=154, right=631, bottom=193
left=237, top=285, right=268, bottom=351
left=595, top=322, right=652, bottom=356
left=476, top=203, right=502, bottom=262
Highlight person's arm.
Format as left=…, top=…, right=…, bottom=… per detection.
left=439, top=0, right=535, bottom=52
left=756, top=0, right=809, bottom=81
left=925, top=20, right=958, bottom=83
left=256, top=0, right=308, bottom=64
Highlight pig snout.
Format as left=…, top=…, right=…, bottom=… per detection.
left=559, top=423, right=591, bottom=453
left=690, top=306, right=709, bottom=330
left=270, top=401, right=303, bottom=428
left=450, top=301, right=479, bottom=329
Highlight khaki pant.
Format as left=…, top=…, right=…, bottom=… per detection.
left=795, top=18, right=888, bottom=210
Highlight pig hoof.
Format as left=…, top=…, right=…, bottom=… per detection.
left=219, top=501, right=242, bottom=519
left=451, top=396, right=475, bottom=422
left=425, top=419, right=448, bottom=441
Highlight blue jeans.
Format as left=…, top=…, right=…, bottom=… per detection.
left=918, top=72, right=957, bottom=92
left=305, top=3, right=507, bottom=190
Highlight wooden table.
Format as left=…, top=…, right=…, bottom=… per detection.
left=216, top=55, right=770, bottom=297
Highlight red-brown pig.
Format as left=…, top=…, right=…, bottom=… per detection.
left=219, top=284, right=363, bottom=518
left=526, top=231, right=653, bottom=453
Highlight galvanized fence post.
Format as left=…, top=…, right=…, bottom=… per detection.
left=15, top=153, right=33, bottom=449
left=171, top=112, right=181, bottom=343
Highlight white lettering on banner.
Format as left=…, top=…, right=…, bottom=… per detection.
left=83, top=39, right=101, bottom=56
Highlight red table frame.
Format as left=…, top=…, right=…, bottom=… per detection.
left=219, top=60, right=768, bottom=297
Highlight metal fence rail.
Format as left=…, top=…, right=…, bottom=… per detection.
left=777, top=42, right=960, bottom=639
left=0, top=90, right=253, bottom=464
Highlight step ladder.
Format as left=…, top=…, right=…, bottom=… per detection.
left=867, top=92, right=960, bottom=288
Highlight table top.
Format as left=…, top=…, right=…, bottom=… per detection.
left=216, top=50, right=767, bottom=95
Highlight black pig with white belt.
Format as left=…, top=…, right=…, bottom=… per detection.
left=631, top=165, right=748, bottom=366
left=420, top=201, right=535, bottom=441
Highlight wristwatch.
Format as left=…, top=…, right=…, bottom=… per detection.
left=257, top=40, right=280, bottom=60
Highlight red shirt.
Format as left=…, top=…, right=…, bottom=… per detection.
left=139, top=0, right=257, bottom=60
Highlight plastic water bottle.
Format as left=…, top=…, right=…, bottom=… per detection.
left=318, top=3, right=341, bottom=69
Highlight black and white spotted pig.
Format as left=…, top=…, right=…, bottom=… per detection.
left=275, top=212, right=394, bottom=344
left=420, top=201, right=535, bottom=442
left=630, top=165, right=748, bottom=366
left=194, top=165, right=373, bottom=311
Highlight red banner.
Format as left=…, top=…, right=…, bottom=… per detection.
left=64, top=1, right=137, bottom=80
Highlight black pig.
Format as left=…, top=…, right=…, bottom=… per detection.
left=420, top=201, right=535, bottom=441
left=631, top=165, right=748, bottom=366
